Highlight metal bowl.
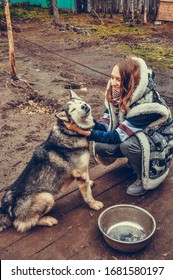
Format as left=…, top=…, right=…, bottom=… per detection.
left=98, top=204, right=156, bottom=253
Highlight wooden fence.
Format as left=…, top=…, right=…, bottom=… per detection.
left=88, top=0, right=159, bottom=15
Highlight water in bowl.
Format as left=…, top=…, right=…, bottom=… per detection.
left=107, top=221, right=146, bottom=242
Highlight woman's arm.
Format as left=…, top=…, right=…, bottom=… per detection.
left=127, top=113, right=161, bottom=128
left=64, top=122, right=91, bottom=137
left=64, top=122, right=121, bottom=144
left=64, top=113, right=162, bottom=144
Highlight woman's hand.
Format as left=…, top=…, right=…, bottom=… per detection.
left=64, top=122, right=91, bottom=137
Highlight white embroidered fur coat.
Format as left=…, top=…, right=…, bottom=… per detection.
left=105, top=57, right=173, bottom=190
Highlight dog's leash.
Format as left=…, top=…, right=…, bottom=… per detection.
left=20, top=38, right=110, bottom=78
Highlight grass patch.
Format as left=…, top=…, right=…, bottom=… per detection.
left=0, top=4, right=51, bottom=21
left=130, top=43, right=173, bottom=68
left=1, top=7, right=172, bottom=71
left=60, top=13, right=151, bottom=39
left=101, top=42, right=173, bottom=70
left=94, top=23, right=150, bottom=38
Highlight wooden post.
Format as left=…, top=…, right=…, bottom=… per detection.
left=51, top=0, right=61, bottom=26
left=4, top=0, right=17, bottom=80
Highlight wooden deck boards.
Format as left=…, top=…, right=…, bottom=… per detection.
left=0, top=159, right=173, bottom=260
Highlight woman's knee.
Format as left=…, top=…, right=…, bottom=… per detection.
left=120, top=136, right=142, bottom=157
left=94, top=142, right=124, bottom=158
left=94, top=143, right=106, bottom=157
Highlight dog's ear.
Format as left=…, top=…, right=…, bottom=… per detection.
left=55, top=111, right=69, bottom=121
left=70, top=90, right=80, bottom=100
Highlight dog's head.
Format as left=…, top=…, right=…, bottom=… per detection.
left=56, top=90, right=95, bottom=130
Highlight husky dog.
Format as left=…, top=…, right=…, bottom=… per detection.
left=0, top=91, right=104, bottom=233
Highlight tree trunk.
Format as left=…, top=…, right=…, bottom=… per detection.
left=144, top=0, right=148, bottom=24
left=136, top=0, right=143, bottom=23
left=131, top=0, right=135, bottom=23
left=152, top=0, right=158, bottom=15
left=109, top=0, right=113, bottom=18
left=119, top=0, right=124, bottom=13
left=51, top=0, right=61, bottom=26
left=123, top=0, right=130, bottom=22
left=4, top=0, right=17, bottom=80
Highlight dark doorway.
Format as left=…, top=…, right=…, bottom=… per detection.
left=77, top=0, right=88, bottom=13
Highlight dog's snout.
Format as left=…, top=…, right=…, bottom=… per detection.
left=81, top=103, right=90, bottom=112
left=81, top=104, right=87, bottom=110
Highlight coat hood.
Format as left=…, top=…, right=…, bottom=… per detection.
left=130, top=57, right=155, bottom=105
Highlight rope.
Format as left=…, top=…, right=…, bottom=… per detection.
left=21, top=38, right=110, bottom=78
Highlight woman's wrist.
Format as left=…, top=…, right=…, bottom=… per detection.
left=64, top=121, right=91, bottom=137
left=78, top=128, right=91, bottom=137
left=84, top=130, right=91, bottom=137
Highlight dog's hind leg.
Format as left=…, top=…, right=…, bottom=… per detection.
left=36, top=215, right=58, bottom=227
left=13, top=192, right=58, bottom=232
left=75, top=172, right=104, bottom=211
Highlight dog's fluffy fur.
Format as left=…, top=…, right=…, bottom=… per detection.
left=0, top=91, right=104, bottom=233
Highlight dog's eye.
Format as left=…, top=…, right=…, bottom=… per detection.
left=70, top=108, right=76, bottom=113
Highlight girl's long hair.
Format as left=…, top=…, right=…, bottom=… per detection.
left=106, top=57, right=140, bottom=112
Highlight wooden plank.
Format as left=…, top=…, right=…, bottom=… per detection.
left=69, top=235, right=133, bottom=260
left=0, top=165, right=133, bottom=259
left=70, top=169, right=173, bottom=260
left=2, top=162, right=172, bottom=260
left=157, top=2, right=173, bottom=21
left=30, top=172, right=163, bottom=260
left=0, top=159, right=127, bottom=251
left=55, top=158, right=127, bottom=199
left=53, top=165, right=133, bottom=223
left=55, top=165, right=132, bottom=216
left=90, top=158, right=128, bottom=181
left=68, top=233, right=159, bottom=260
left=1, top=164, right=173, bottom=260
left=29, top=179, right=134, bottom=260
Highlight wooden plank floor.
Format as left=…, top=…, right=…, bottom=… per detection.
left=0, top=159, right=173, bottom=260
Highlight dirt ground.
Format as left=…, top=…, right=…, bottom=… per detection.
left=0, top=15, right=173, bottom=258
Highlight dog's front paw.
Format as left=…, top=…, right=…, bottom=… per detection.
left=89, top=180, right=95, bottom=188
left=90, top=200, right=104, bottom=211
